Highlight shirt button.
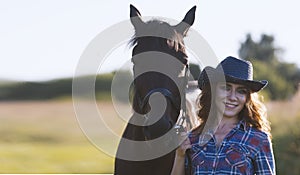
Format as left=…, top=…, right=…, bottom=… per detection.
left=203, top=147, right=207, bottom=151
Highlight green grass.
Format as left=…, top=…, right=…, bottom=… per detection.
left=1, top=95, right=300, bottom=174
left=0, top=100, right=118, bottom=173
left=271, top=114, right=300, bottom=175
left=267, top=95, right=300, bottom=175
left=0, top=143, right=114, bottom=173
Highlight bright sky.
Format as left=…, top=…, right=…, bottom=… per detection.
left=0, top=0, right=299, bottom=81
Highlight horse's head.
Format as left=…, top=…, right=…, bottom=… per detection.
left=129, top=5, right=196, bottom=139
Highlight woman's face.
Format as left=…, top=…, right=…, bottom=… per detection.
left=215, top=82, right=248, bottom=119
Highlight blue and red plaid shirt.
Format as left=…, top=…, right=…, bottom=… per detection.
left=185, top=120, right=276, bottom=175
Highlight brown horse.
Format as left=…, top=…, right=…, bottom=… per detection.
left=114, top=5, right=196, bottom=175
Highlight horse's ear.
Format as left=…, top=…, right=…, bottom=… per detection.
left=174, top=6, right=196, bottom=36
left=130, top=4, right=145, bottom=29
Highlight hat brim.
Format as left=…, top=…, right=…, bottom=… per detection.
left=198, top=66, right=268, bottom=92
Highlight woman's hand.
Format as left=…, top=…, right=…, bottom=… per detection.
left=171, top=133, right=191, bottom=175
left=176, top=133, right=192, bottom=157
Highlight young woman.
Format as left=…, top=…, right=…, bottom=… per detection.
left=171, top=56, right=276, bottom=175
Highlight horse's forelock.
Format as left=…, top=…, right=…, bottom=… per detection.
left=129, top=19, right=187, bottom=61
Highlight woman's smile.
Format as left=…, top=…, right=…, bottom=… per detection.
left=224, top=102, right=238, bottom=109
left=215, top=82, right=248, bottom=118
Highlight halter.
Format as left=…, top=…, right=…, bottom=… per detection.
left=139, top=88, right=181, bottom=112
left=136, top=64, right=191, bottom=134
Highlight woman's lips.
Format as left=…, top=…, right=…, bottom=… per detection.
left=224, top=102, right=238, bottom=108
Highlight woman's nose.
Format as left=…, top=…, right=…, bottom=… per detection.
left=227, top=89, right=238, bottom=100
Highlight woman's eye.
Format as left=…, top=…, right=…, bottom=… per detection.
left=237, top=88, right=248, bottom=94
left=219, top=85, right=230, bottom=91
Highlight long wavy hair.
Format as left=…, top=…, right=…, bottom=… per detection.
left=195, top=82, right=271, bottom=138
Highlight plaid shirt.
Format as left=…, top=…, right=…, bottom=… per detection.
left=185, top=120, right=276, bottom=175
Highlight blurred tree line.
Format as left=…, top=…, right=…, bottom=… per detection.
left=239, top=34, right=300, bottom=100
left=0, top=74, right=114, bottom=101
left=0, top=33, right=299, bottom=101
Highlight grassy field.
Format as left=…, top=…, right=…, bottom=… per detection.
left=0, top=100, right=121, bottom=173
left=266, top=90, right=300, bottom=175
left=0, top=91, right=300, bottom=174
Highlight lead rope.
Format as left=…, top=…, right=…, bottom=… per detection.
left=174, top=65, right=192, bottom=175
left=174, top=64, right=190, bottom=134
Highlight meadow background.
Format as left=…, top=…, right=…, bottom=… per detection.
left=0, top=100, right=116, bottom=173
left=1, top=1, right=299, bottom=174
left=0, top=73, right=300, bottom=174
left=1, top=33, right=300, bottom=174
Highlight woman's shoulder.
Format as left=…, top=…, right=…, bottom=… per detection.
left=188, top=125, right=203, bottom=137
left=238, top=120, right=269, bottom=140
left=187, top=125, right=215, bottom=145
left=185, top=125, right=202, bottom=144
left=244, top=125, right=271, bottom=148
left=247, top=125, right=269, bottom=139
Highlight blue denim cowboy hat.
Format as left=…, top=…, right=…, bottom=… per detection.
left=198, top=56, right=268, bottom=92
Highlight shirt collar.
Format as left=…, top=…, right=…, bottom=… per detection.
left=192, top=119, right=249, bottom=146
left=236, top=119, right=248, bottom=131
